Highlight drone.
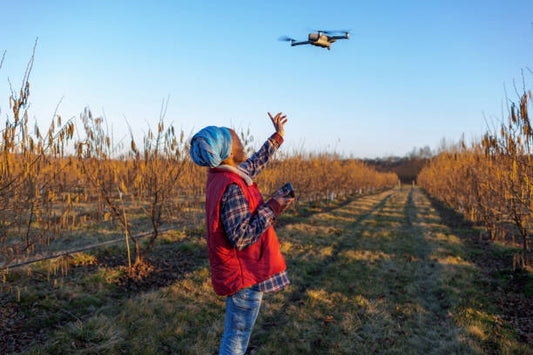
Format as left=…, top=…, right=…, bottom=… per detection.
left=279, top=30, right=350, bottom=50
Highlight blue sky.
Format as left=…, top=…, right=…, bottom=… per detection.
left=1, top=0, right=532, bottom=158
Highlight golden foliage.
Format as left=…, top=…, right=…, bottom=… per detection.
left=0, top=47, right=398, bottom=268
left=418, top=90, right=532, bottom=266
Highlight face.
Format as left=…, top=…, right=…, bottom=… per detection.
left=229, top=129, right=246, bottom=164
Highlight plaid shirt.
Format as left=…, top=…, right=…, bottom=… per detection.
left=219, top=133, right=290, bottom=293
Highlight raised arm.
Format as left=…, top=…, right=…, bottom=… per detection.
left=239, top=112, right=287, bottom=179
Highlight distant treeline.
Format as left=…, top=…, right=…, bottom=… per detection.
left=365, top=146, right=433, bottom=183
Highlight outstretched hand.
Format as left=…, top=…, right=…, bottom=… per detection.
left=268, top=112, right=288, bottom=137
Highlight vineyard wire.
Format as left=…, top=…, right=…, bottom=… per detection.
left=1, top=226, right=175, bottom=270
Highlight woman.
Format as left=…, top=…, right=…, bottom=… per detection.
left=189, top=112, right=294, bottom=354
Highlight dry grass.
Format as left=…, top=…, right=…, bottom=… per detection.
left=5, top=187, right=531, bottom=354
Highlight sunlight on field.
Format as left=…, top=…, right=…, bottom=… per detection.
left=284, top=223, right=341, bottom=238
left=354, top=294, right=370, bottom=307
left=69, top=252, right=98, bottom=266
left=2, top=188, right=530, bottom=354
left=340, top=249, right=392, bottom=262
left=182, top=207, right=203, bottom=213
left=437, top=255, right=474, bottom=267
left=359, top=229, right=396, bottom=243
left=306, top=289, right=349, bottom=306
left=310, top=213, right=357, bottom=223
left=454, top=307, right=512, bottom=349
left=280, top=241, right=292, bottom=253
left=432, top=232, right=462, bottom=244
left=467, top=324, right=488, bottom=341
left=318, top=245, right=334, bottom=257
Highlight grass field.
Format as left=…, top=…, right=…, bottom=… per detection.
left=1, top=187, right=531, bottom=354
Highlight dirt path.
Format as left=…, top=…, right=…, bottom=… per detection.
left=252, top=187, right=530, bottom=354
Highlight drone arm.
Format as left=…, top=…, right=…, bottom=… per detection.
left=291, top=41, right=311, bottom=46
left=328, top=35, right=348, bottom=40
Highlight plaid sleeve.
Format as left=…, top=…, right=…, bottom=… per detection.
left=252, top=270, right=290, bottom=293
left=220, top=183, right=276, bottom=250
left=239, top=133, right=283, bottom=179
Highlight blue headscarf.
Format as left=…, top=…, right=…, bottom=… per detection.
left=189, top=126, right=233, bottom=168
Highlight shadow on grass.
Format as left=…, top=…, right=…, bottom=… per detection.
left=254, top=189, right=478, bottom=353
left=0, top=192, right=393, bottom=354
left=255, top=188, right=532, bottom=353
left=275, top=190, right=388, bottom=227
left=422, top=189, right=533, bottom=346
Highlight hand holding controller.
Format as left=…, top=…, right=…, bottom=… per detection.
left=267, top=182, right=296, bottom=216
left=279, top=182, right=295, bottom=198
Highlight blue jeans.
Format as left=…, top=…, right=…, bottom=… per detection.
left=219, top=287, right=263, bottom=355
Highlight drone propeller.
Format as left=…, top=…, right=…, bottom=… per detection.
left=314, top=29, right=350, bottom=34
left=278, top=36, right=296, bottom=42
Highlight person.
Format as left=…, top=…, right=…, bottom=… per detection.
left=189, top=112, right=294, bottom=355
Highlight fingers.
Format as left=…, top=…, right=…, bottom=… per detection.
left=280, top=196, right=295, bottom=210
left=268, top=113, right=288, bottom=137
left=284, top=197, right=295, bottom=204
left=268, top=112, right=287, bottom=123
left=273, top=193, right=294, bottom=202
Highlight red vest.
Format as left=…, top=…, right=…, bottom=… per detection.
left=205, top=168, right=287, bottom=296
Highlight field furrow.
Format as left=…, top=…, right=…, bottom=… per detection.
left=253, top=187, right=529, bottom=354
left=2, top=187, right=530, bottom=354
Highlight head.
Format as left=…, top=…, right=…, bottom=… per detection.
left=226, top=129, right=246, bottom=165
left=189, top=126, right=246, bottom=168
